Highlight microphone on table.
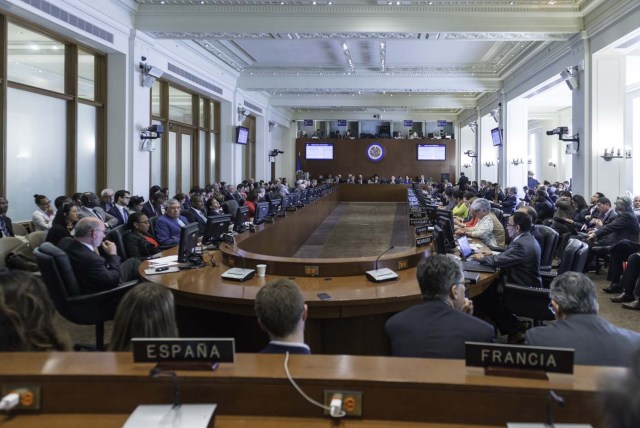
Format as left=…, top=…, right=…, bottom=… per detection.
left=366, top=245, right=399, bottom=283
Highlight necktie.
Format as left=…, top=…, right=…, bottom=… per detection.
left=0, top=217, right=9, bottom=237
left=122, top=207, right=128, bottom=223
left=92, top=209, right=103, bottom=221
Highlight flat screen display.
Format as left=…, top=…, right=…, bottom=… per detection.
left=236, top=126, right=249, bottom=145
left=491, top=127, right=503, bottom=146
left=417, top=144, right=446, bottom=161
left=305, top=143, right=334, bottom=160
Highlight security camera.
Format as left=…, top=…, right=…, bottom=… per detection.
left=546, top=127, right=569, bottom=136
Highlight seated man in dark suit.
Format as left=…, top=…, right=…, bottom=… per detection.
left=141, top=191, right=166, bottom=219
left=526, top=272, right=640, bottom=366
left=254, top=278, right=310, bottom=355
left=58, top=217, right=140, bottom=294
left=471, top=211, right=541, bottom=342
left=107, top=190, right=131, bottom=226
left=587, top=196, right=639, bottom=246
left=385, top=255, right=495, bottom=359
left=182, top=194, right=208, bottom=234
left=0, top=196, right=15, bottom=238
left=155, top=199, right=189, bottom=247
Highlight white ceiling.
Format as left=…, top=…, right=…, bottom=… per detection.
left=131, top=0, right=608, bottom=114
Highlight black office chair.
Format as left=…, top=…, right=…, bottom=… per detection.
left=222, top=200, right=239, bottom=221
left=503, top=283, right=554, bottom=327
left=540, top=238, right=586, bottom=287
left=536, top=224, right=560, bottom=269
left=34, top=242, right=138, bottom=350
left=107, top=224, right=128, bottom=260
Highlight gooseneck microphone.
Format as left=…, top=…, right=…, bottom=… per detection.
left=375, top=245, right=395, bottom=271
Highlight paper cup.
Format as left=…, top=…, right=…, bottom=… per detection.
left=256, top=264, right=267, bottom=277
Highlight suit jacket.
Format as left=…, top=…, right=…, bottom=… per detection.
left=595, top=211, right=640, bottom=246
left=499, top=194, right=518, bottom=214
left=108, top=205, right=129, bottom=226
left=58, top=237, right=121, bottom=294
left=77, top=206, right=118, bottom=229
left=480, top=232, right=542, bottom=287
left=182, top=207, right=208, bottom=234
left=0, top=215, right=14, bottom=237
left=525, top=314, right=640, bottom=366
left=123, top=230, right=159, bottom=259
left=385, top=300, right=495, bottom=359
left=260, top=342, right=311, bottom=355
left=141, top=201, right=162, bottom=219
left=155, top=214, right=189, bottom=246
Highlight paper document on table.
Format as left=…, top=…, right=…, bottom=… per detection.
left=147, top=255, right=179, bottom=266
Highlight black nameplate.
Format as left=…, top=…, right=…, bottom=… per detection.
left=465, top=342, right=574, bottom=374
left=415, top=225, right=429, bottom=235
left=409, top=211, right=427, bottom=219
left=415, top=235, right=432, bottom=247
left=409, top=218, right=430, bottom=226
left=132, top=338, right=235, bottom=363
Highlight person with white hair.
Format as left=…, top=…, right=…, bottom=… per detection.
left=526, top=272, right=640, bottom=366
left=455, top=198, right=497, bottom=247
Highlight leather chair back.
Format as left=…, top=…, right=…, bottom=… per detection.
left=571, top=241, right=590, bottom=273
left=536, top=225, right=560, bottom=267
left=34, top=242, right=137, bottom=350
left=557, top=238, right=582, bottom=274
left=107, top=225, right=128, bottom=260
left=503, top=283, right=555, bottom=326
left=223, top=200, right=239, bottom=220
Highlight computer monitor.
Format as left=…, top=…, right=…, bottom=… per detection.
left=202, top=214, right=231, bottom=246
left=436, top=216, right=456, bottom=251
left=268, top=198, right=281, bottom=216
left=234, top=206, right=250, bottom=233
left=177, top=222, right=200, bottom=263
left=253, top=202, right=269, bottom=225
left=425, top=205, right=438, bottom=225
left=432, top=225, right=447, bottom=255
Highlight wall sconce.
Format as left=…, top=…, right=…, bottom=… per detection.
left=527, top=159, right=532, bottom=165
left=462, top=163, right=471, bottom=169
left=601, top=148, right=632, bottom=161
left=237, top=106, right=248, bottom=116
left=468, top=121, right=477, bottom=134
left=268, top=120, right=278, bottom=132
left=464, top=150, right=478, bottom=158
left=511, top=158, right=524, bottom=166
left=548, top=161, right=557, bottom=167
left=484, top=161, right=495, bottom=167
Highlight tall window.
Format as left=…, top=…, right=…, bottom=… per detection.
left=151, top=82, right=220, bottom=192
left=2, top=18, right=105, bottom=221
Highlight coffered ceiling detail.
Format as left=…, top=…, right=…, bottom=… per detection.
left=131, top=0, right=607, bottom=113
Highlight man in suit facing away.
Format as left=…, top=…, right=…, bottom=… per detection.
left=255, top=278, right=310, bottom=355
left=385, top=255, right=495, bottom=359
left=526, top=272, right=640, bottom=366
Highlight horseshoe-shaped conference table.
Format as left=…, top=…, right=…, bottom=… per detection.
left=142, top=185, right=496, bottom=355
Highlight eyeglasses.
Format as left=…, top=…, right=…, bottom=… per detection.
left=453, top=282, right=468, bottom=291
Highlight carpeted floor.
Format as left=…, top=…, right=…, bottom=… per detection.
left=294, top=202, right=412, bottom=258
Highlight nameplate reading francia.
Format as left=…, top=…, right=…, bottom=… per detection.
left=465, top=342, right=574, bottom=374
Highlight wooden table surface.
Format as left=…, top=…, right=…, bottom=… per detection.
left=141, top=186, right=496, bottom=355
left=0, top=353, right=618, bottom=427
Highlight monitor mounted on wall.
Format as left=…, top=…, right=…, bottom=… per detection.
left=236, top=126, right=249, bottom=145
left=491, top=127, right=503, bottom=147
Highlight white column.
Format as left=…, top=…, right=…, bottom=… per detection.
left=592, top=54, right=627, bottom=196
left=505, top=102, right=528, bottom=192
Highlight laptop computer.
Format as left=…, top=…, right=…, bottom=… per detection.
left=458, top=236, right=497, bottom=273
